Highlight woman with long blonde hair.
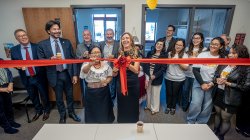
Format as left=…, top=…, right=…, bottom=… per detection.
left=113, top=32, right=140, bottom=123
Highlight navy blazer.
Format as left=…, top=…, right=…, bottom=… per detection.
left=37, top=38, right=77, bottom=87
left=143, top=51, right=167, bottom=85
left=10, top=43, right=42, bottom=86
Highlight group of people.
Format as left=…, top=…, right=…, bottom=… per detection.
left=0, top=21, right=249, bottom=140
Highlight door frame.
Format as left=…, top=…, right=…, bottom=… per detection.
left=71, top=5, right=125, bottom=44
left=141, top=4, right=235, bottom=46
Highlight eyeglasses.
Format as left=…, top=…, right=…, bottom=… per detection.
left=17, top=34, right=28, bottom=38
left=90, top=52, right=101, bottom=55
left=210, top=43, right=220, bottom=47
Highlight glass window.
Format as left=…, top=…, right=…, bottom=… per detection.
left=93, top=20, right=104, bottom=42
left=145, top=22, right=156, bottom=42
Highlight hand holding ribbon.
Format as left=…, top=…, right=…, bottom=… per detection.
left=113, top=55, right=131, bottom=95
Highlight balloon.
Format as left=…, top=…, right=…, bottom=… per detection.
left=147, top=0, right=158, bottom=10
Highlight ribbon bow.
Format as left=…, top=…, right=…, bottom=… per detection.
left=113, top=56, right=131, bottom=95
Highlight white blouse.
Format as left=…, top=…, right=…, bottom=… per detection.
left=80, top=61, right=113, bottom=83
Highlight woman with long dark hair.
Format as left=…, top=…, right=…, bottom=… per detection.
left=213, top=45, right=250, bottom=140
left=164, top=38, right=189, bottom=115
left=144, top=38, right=166, bottom=115
left=80, top=47, right=115, bottom=123
left=181, top=32, right=207, bottom=112
left=187, top=37, right=225, bottom=124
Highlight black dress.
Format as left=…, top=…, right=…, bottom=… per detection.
left=85, top=85, right=115, bottom=123
left=117, top=69, right=140, bottom=123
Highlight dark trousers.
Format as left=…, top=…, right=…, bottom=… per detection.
left=180, top=77, right=194, bottom=110
left=165, top=79, right=184, bottom=109
left=53, top=71, right=74, bottom=118
left=236, top=91, right=250, bottom=133
left=26, top=76, right=50, bottom=114
left=0, top=91, right=14, bottom=129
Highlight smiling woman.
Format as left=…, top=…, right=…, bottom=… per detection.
left=115, top=32, right=140, bottom=123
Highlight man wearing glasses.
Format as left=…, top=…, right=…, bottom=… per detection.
left=160, top=25, right=177, bottom=54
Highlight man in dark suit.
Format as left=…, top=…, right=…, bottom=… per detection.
left=99, top=28, right=119, bottom=100
left=160, top=25, right=177, bottom=54
left=37, top=20, right=80, bottom=123
left=11, top=29, right=50, bottom=122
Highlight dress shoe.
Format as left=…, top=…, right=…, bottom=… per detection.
left=42, top=113, right=50, bottom=121
left=69, top=113, right=81, bottom=122
left=165, top=108, right=170, bottom=114
left=4, top=127, right=19, bottom=134
left=170, top=109, right=176, bottom=115
left=59, top=118, right=66, bottom=124
left=9, top=121, right=21, bottom=128
left=32, top=113, right=42, bottom=122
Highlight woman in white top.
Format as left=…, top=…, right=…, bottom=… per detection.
left=187, top=37, right=225, bottom=124
left=80, top=47, right=115, bottom=123
left=181, top=32, right=207, bottom=112
left=165, top=38, right=189, bottom=115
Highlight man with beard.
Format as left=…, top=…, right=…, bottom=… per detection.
left=37, top=20, right=81, bottom=123
left=99, top=28, right=119, bottom=100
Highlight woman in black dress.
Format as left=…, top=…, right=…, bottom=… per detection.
left=80, top=47, right=115, bottom=123
left=113, top=32, right=140, bottom=123
left=213, top=45, right=250, bottom=140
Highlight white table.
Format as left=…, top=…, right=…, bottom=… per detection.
left=33, top=123, right=218, bottom=140
left=32, top=124, right=98, bottom=140
left=95, top=123, right=157, bottom=140
left=154, top=123, right=218, bottom=140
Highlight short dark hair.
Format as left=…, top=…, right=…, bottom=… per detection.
left=168, top=25, right=176, bottom=32
left=14, top=29, right=26, bottom=37
left=45, top=20, right=60, bottom=34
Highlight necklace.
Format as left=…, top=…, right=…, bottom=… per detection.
left=93, top=63, right=101, bottom=69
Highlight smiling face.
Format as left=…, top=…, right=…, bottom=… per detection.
left=175, top=40, right=184, bottom=53
left=83, top=30, right=92, bottom=43
left=155, top=41, right=164, bottom=52
left=47, top=24, right=61, bottom=39
left=90, top=47, right=101, bottom=59
left=192, top=34, right=202, bottom=47
left=228, top=48, right=238, bottom=59
left=15, top=31, right=30, bottom=46
left=121, top=33, right=132, bottom=52
left=105, top=30, right=114, bottom=43
left=209, top=39, right=222, bottom=54
left=166, top=26, right=174, bottom=37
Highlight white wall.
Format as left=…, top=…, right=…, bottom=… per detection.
left=0, top=0, right=249, bottom=70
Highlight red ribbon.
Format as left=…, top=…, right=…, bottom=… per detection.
left=113, top=56, right=131, bottom=95
left=1, top=58, right=250, bottom=96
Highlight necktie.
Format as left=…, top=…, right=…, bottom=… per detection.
left=54, top=40, right=64, bottom=72
left=24, top=47, right=35, bottom=76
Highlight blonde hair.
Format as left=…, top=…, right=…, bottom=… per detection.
left=119, top=32, right=138, bottom=58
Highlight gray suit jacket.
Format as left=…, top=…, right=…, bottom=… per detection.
left=75, top=41, right=99, bottom=59
left=99, top=40, right=120, bottom=58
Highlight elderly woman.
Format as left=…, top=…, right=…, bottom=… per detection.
left=213, top=45, right=250, bottom=140
left=0, top=58, right=21, bottom=134
left=80, top=47, right=115, bottom=123
left=113, top=32, right=140, bottom=123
